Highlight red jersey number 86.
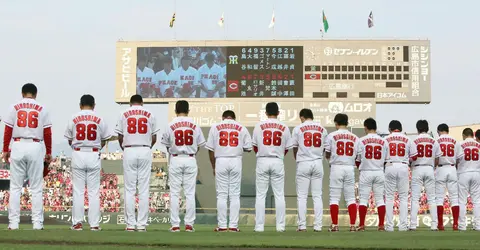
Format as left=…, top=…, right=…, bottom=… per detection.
left=263, top=130, right=282, bottom=146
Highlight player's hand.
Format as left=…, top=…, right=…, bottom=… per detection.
left=44, top=154, right=52, bottom=164
left=212, top=169, right=216, bottom=176
left=2, top=152, right=10, bottom=163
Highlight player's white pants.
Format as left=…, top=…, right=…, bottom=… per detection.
left=123, top=147, right=152, bottom=229
left=409, top=165, right=437, bottom=230
left=255, top=157, right=285, bottom=232
left=8, top=140, right=44, bottom=229
left=435, top=165, right=459, bottom=206
left=168, top=155, right=198, bottom=227
left=215, top=157, right=242, bottom=229
left=458, top=171, right=480, bottom=231
left=71, top=150, right=101, bottom=227
left=384, top=163, right=409, bottom=231
left=359, top=170, right=385, bottom=207
left=296, top=159, right=323, bottom=231
left=329, top=165, right=356, bottom=206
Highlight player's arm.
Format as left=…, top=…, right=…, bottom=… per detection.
left=408, top=139, right=418, bottom=162
left=205, top=126, right=217, bottom=171
left=252, top=125, right=259, bottom=153
left=290, top=127, right=299, bottom=160
left=455, top=142, right=463, bottom=168
left=284, top=127, right=293, bottom=156
left=64, top=119, right=74, bottom=147
left=196, top=126, right=207, bottom=155
left=100, top=119, right=112, bottom=149
left=324, top=135, right=332, bottom=160
left=242, top=127, right=253, bottom=152
left=2, top=112, right=13, bottom=162
left=114, top=114, right=125, bottom=151
left=150, top=114, right=160, bottom=148
left=42, top=110, right=53, bottom=163
left=433, top=141, right=441, bottom=167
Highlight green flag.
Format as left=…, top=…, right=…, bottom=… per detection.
left=322, top=10, right=329, bottom=33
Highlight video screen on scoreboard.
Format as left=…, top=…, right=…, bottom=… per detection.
left=136, top=46, right=303, bottom=99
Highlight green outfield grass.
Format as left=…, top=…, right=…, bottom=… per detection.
left=0, top=224, right=479, bottom=250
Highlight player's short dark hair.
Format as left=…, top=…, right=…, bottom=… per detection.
left=222, top=110, right=236, bottom=120
left=80, top=94, right=95, bottom=107
left=334, top=113, right=349, bottom=126
left=130, top=94, right=143, bottom=104
left=175, top=100, right=189, bottom=114
left=22, top=83, right=37, bottom=95
left=299, top=109, right=314, bottom=120
left=265, top=102, right=279, bottom=116
left=437, top=123, right=449, bottom=133
left=416, top=120, right=429, bottom=133
left=475, top=129, right=480, bottom=140
left=389, top=120, right=403, bottom=132
left=363, top=118, right=377, bottom=130
left=205, top=53, right=215, bottom=62
left=463, top=128, right=474, bottom=137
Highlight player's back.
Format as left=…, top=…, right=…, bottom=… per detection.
left=437, top=134, right=457, bottom=166
left=357, top=133, right=388, bottom=170
left=162, top=116, right=205, bottom=155
left=115, top=106, right=158, bottom=147
left=325, top=129, right=359, bottom=166
left=456, top=138, right=480, bottom=173
left=6, top=98, right=51, bottom=139
left=385, top=132, right=417, bottom=164
left=290, top=120, right=327, bottom=162
left=66, top=110, right=109, bottom=149
left=252, top=119, right=292, bottom=159
left=412, top=133, right=440, bottom=167
left=205, top=119, right=252, bottom=158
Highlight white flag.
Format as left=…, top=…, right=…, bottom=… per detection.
left=268, top=10, right=275, bottom=28
left=218, top=12, right=224, bottom=27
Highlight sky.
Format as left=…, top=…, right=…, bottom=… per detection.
left=0, top=0, right=478, bottom=155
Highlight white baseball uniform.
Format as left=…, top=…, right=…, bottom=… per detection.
left=3, top=98, right=51, bottom=229
left=65, top=110, right=111, bottom=228
left=161, top=116, right=205, bottom=228
left=175, top=66, right=200, bottom=98
left=153, top=69, right=179, bottom=98
left=384, top=132, right=417, bottom=231
left=115, top=105, right=158, bottom=230
left=252, top=118, right=292, bottom=232
left=456, top=138, right=480, bottom=230
left=219, top=66, right=227, bottom=97
left=205, top=119, right=252, bottom=229
left=198, top=63, right=225, bottom=98
left=357, top=134, right=388, bottom=208
left=436, top=135, right=459, bottom=207
left=137, top=67, right=155, bottom=96
left=409, top=133, right=441, bottom=230
left=289, top=120, right=327, bottom=231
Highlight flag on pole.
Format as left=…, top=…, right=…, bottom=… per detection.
left=268, top=10, right=275, bottom=28
left=322, top=10, right=329, bottom=33
left=368, top=11, right=374, bottom=28
left=169, top=13, right=176, bottom=28
left=218, top=12, right=224, bottom=27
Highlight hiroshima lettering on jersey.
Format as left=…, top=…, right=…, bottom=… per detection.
left=386, top=135, right=409, bottom=143
left=414, top=137, right=435, bottom=144
left=299, top=125, right=324, bottom=133
left=73, top=115, right=101, bottom=125
left=438, top=137, right=456, bottom=144
left=123, top=110, right=151, bottom=119
left=180, top=75, right=195, bottom=81
left=361, top=137, right=385, bottom=146
left=333, top=133, right=357, bottom=142
left=216, top=123, right=243, bottom=132
left=14, top=103, right=43, bottom=112
left=260, top=123, right=286, bottom=132
left=461, top=141, right=480, bottom=149
left=170, top=121, right=197, bottom=131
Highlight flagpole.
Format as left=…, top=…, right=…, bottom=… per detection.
left=173, top=0, right=177, bottom=41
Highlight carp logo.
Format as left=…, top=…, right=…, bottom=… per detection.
left=228, top=55, right=238, bottom=65
left=227, top=80, right=239, bottom=92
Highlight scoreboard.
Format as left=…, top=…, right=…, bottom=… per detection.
left=115, top=40, right=430, bottom=104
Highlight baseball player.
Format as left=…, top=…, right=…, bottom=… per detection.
left=384, top=120, right=417, bottom=232
left=289, top=108, right=327, bottom=232
left=435, top=123, right=459, bottom=230
left=409, top=120, right=440, bottom=231
left=324, top=113, right=359, bottom=232
left=355, top=118, right=388, bottom=231
left=153, top=57, right=179, bottom=98
left=457, top=128, right=480, bottom=231
left=115, top=95, right=159, bottom=232
left=65, top=95, right=111, bottom=231
left=205, top=110, right=252, bottom=232
left=2, top=83, right=52, bottom=230
left=174, top=56, right=200, bottom=98
left=137, top=55, right=155, bottom=97
left=161, top=100, right=205, bottom=232
left=252, top=102, right=292, bottom=232
left=198, top=53, right=225, bottom=98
